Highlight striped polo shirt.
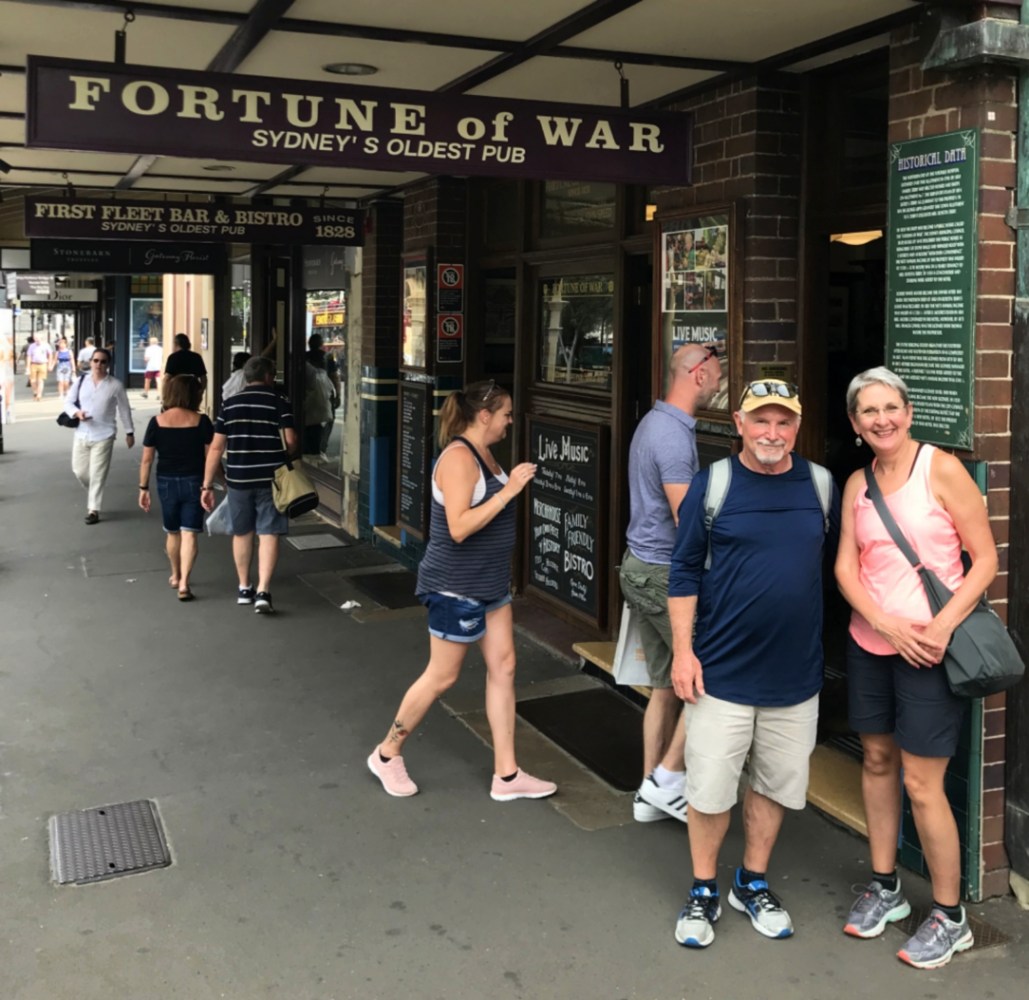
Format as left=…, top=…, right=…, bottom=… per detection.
left=214, top=385, right=294, bottom=489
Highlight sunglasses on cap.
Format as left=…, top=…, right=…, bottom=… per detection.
left=685, top=344, right=720, bottom=375
left=739, top=380, right=798, bottom=406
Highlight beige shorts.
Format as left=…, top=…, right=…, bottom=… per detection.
left=683, top=692, right=819, bottom=814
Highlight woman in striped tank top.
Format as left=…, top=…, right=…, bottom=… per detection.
left=367, top=380, right=557, bottom=803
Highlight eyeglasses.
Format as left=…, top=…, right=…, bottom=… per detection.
left=685, top=344, right=720, bottom=375
left=740, top=380, right=798, bottom=406
left=91, top=358, right=109, bottom=365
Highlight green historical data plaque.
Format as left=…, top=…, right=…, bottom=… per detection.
left=886, top=128, right=978, bottom=449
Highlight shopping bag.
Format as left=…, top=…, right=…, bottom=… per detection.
left=205, top=494, right=234, bottom=536
left=612, top=601, right=652, bottom=687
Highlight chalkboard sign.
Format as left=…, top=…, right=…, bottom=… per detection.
left=397, top=381, right=430, bottom=538
left=525, top=417, right=607, bottom=624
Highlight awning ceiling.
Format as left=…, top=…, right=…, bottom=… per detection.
left=0, top=0, right=923, bottom=201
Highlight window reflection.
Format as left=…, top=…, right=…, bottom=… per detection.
left=538, top=274, right=613, bottom=390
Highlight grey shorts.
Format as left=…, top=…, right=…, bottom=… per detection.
left=227, top=485, right=289, bottom=536
left=684, top=692, right=819, bottom=814
left=619, top=551, right=673, bottom=688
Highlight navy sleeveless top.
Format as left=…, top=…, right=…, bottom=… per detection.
left=415, top=436, right=516, bottom=602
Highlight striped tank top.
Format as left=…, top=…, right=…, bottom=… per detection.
left=415, top=436, right=516, bottom=602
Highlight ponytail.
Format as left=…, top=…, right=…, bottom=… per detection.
left=437, top=379, right=508, bottom=447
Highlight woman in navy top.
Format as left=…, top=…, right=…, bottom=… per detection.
left=139, top=374, right=214, bottom=601
left=367, top=380, right=557, bottom=803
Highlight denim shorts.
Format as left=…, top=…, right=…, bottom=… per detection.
left=420, top=592, right=513, bottom=643
left=227, top=485, right=289, bottom=536
left=156, top=475, right=203, bottom=533
left=846, top=635, right=967, bottom=758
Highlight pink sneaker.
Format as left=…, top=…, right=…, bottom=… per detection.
left=367, top=750, right=419, bottom=797
left=490, top=768, right=557, bottom=802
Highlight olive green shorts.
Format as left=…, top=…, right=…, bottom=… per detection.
left=618, top=551, right=673, bottom=689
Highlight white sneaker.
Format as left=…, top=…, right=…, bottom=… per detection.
left=635, top=772, right=688, bottom=823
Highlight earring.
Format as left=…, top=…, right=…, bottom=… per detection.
left=855, top=435, right=863, bottom=447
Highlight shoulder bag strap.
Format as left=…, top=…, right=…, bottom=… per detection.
left=702, top=457, right=732, bottom=571
left=862, top=465, right=922, bottom=569
left=73, top=373, right=86, bottom=409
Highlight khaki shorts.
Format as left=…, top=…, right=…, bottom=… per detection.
left=30, top=362, right=48, bottom=382
left=684, top=692, right=819, bottom=814
left=618, top=551, right=673, bottom=688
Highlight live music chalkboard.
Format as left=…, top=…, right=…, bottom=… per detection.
left=397, top=380, right=430, bottom=538
left=525, top=416, right=607, bottom=624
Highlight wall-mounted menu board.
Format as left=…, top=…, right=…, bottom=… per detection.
left=397, top=380, right=430, bottom=539
left=525, top=416, right=607, bottom=626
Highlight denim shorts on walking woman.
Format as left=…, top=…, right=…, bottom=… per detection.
left=157, top=474, right=204, bottom=533
left=420, top=592, right=512, bottom=643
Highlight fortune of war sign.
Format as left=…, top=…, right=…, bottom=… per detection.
left=26, top=57, right=691, bottom=186
left=24, top=194, right=362, bottom=245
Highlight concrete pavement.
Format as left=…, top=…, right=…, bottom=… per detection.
left=1, top=387, right=1027, bottom=1000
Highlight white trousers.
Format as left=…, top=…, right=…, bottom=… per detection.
left=71, top=436, right=115, bottom=512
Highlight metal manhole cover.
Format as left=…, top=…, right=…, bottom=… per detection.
left=49, top=799, right=171, bottom=885
left=893, top=906, right=1010, bottom=952
left=287, top=533, right=349, bottom=550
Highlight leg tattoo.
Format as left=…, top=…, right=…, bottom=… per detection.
left=389, top=719, right=409, bottom=744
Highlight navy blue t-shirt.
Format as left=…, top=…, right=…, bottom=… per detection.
left=668, top=455, right=841, bottom=707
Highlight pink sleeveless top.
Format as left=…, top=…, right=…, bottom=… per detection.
left=849, top=444, right=966, bottom=655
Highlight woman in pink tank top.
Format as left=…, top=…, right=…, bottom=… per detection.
left=834, top=368, right=997, bottom=969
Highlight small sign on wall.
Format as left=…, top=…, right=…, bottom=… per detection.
left=437, top=313, right=463, bottom=363
left=436, top=262, right=464, bottom=364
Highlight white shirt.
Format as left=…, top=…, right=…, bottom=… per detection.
left=143, top=344, right=163, bottom=371
left=65, top=373, right=134, bottom=442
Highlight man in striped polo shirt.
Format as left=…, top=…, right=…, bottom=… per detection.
left=201, top=356, right=298, bottom=614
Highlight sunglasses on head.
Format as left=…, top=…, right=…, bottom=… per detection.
left=740, top=380, right=798, bottom=406
left=480, top=378, right=497, bottom=402
left=685, top=344, right=720, bottom=375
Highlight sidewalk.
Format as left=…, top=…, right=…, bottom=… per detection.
left=0, top=404, right=1026, bottom=1000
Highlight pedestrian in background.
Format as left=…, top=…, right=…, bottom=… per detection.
left=54, top=337, right=74, bottom=398
left=621, top=341, right=722, bottom=825
left=835, top=367, right=997, bottom=969
left=138, top=375, right=214, bottom=601
left=142, top=336, right=163, bottom=399
left=64, top=347, right=134, bottom=525
left=200, top=356, right=296, bottom=615
left=367, top=379, right=556, bottom=803
left=27, top=334, right=53, bottom=401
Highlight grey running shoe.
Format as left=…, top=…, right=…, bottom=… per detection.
left=897, top=908, right=973, bottom=969
left=674, top=886, right=721, bottom=949
left=843, top=880, right=911, bottom=938
left=728, top=870, right=794, bottom=939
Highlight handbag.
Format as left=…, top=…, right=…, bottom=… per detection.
left=863, top=465, right=1024, bottom=699
left=612, top=601, right=652, bottom=687
left=271, top=429, right=319, bottom=517
left=56, top=374, right=87, bottom=427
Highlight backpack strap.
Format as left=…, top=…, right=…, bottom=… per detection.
left=808, top=461, right=833, bottom=535
left=702, top=457, right=733, bottom=571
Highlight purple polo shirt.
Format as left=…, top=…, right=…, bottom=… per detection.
left=625, top=400, right=699, bottom=565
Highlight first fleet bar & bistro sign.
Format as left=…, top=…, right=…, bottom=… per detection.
left=25, top=57, right=691, bottom=185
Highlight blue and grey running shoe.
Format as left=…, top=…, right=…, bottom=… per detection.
left=843, top=880, right=911, bottom=938
left=674, top=886, right=721, bottom=949
left=897, top=908, right=973, bottom=969
left=727, top=869, right=794, bottom=939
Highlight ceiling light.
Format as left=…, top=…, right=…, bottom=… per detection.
left=202, top=164, right=235, bottom=172
left=323, top=63, right=378, bottom=76
left=830, top=230, right=883, bottom=246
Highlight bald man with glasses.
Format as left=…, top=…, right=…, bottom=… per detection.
left=64, top=349, right=135, bottom=525
left=620, top=341, right=722, bottom=825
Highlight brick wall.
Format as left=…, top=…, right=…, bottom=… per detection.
left=361, top=199, right=403, bottom=368
left=653, top=73, right=803, bottom=377
left=889, top=16, right=1017, bottom=899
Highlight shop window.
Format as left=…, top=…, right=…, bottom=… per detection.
left=230, top=262, right=251, bottom=353
left=482, top=275, right=516, bottom=376
left=538, top=273, right=613, bottom=390
left=541, top=181, right=616, bottom=239
left=128, top=274, right=163, bottom=374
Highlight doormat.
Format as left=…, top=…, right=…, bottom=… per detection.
left=49, top=800, right=171, bottom=885
left=287, top=533, right=349, bottom=550
left=515, top=688, right=642, bottom=792
left=346, top=571, right=421, bottom=609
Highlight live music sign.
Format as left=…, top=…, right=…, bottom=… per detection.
left=26, top=57, right=692, bottom=186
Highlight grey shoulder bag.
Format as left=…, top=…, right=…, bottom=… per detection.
left=863, top=465, right=1023, bottom=699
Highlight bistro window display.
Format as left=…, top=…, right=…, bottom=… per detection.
left=657, top=208, right=734, bottom=413
left=538, top=273, right=613, bottom=390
